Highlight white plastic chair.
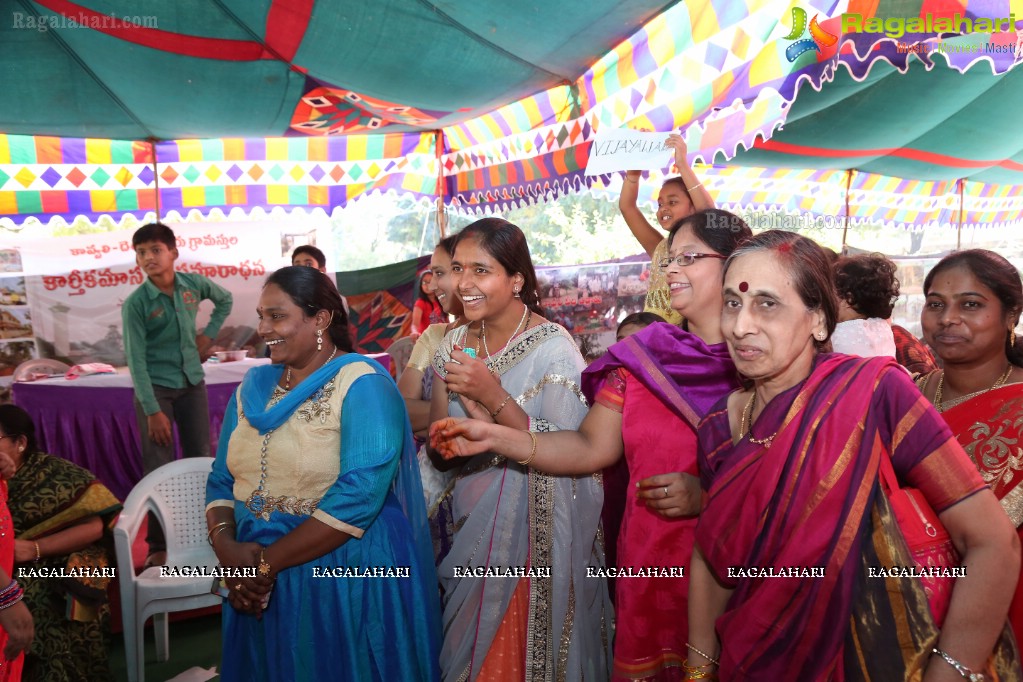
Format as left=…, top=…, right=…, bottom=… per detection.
left=12, top=358, right=70, bottom=381
left=387, top=336, right=415, bottom=381
left=113, top=457, right=222, bottom=682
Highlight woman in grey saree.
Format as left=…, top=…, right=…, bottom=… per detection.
left=430, top=218, right=611, bottom=681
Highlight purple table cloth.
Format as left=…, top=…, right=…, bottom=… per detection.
left=13, top=374, right=244, bottom=501
left=11, top=354, right=391, bottom=501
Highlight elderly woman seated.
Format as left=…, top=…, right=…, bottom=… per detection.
left=0, top=404, right=121, bottom=682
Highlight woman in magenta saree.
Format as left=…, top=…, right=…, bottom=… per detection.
left=918, top=249, right=1023, bottom=656
left=688, top=231, right=1020, bottom=681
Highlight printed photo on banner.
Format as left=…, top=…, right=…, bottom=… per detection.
left=0, top=307, right=32, bottom=340
left=0, top=277, right=27, bottom=305
left=0, top=341, right=36, bottom=377
left=539, top=262, right=622, bottom=362
left=0, top=248, right=22, bottom=274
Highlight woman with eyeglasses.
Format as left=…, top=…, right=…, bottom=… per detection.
left=431, top=209, right=751, bottom=681
left=619, top=134, right=715, bottom=326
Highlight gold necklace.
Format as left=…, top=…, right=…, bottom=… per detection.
left=284, top=345, right=338, bottom=390
left=481, top=305, right=530, bottom=365
left=740, top=390, right=778, bottom=449
left=935, top=365, right=1013, bottom=413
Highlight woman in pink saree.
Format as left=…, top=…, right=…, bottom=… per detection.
left=432, top=209, right=752, bottom=680
left=918, top=249, right=1023, bottom=655
left=688, top=231, right=1020, bottom=681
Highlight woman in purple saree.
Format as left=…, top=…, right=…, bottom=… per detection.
left=687, top=231, right=1020, bottom=681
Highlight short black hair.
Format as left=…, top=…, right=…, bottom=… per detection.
left=833, top=253, right=900, bottom=319
left=617, top=312, right=664, bottom=335
left=0, top=404, right=38, bottom=455
left=292, top=245, right=327, bottom=269
left=667, top=208, right=753, bottom=259
left=132, top=223, right=177, bottom=250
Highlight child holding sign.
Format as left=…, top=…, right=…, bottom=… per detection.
left=618, top=133, right=714, bottom=325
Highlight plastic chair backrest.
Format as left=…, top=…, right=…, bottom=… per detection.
left=12, top=358, right=71, bottom=382
left=387, top=337, right=415, bottom=380
left=117, top=458, right=215, bottom=563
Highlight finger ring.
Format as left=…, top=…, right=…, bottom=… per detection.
left=663, top=486, right=669, bottom=498
left=234, top=584, right=243, bottom=591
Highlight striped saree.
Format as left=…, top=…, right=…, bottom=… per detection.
left=695, top=354, right=1020, bottom=680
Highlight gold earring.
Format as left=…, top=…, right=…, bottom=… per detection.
left=316, top=329, right=323, bottom=351
left=816, top=331, right=826, bottom=341
left=1012, top=328, right=1017, bottom=347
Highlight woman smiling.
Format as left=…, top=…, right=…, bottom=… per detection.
left=206, top=266, right=440, bottom=681
left=917, top=249, right=1023, bottom=654
left=428, top=218, right=610, bottom=681
left=688, top=231, right=1019, bottom=680
left=430, top=209, right=752, bottom=680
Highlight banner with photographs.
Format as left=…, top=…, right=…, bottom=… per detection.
left=538, top=257, right=651, bottom=363
left=0, top=246, right=37, bottom=377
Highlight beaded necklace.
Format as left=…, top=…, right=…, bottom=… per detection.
left=740, top=391, right=777, bottom=449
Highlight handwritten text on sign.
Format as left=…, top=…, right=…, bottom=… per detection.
left=584, top=130, right=672, bottom=176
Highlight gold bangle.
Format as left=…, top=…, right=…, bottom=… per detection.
left=685, top=643, right=720, bottom=666
left=686, top=181, right=702, bottom=192
left=490, top=393, right=513, bottom=420
left=682, top=660, right=719, bottom=679
left=209, top=524, right=234, bottom=547
left=519, top=431, right=538, bottom=466
left=33, top=541, right=40, bottom=563
left=207, top=521, right=235, bottom=546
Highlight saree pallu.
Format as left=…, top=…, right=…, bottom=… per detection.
left=9, top=451, right=121, bottom=682
left=696, top=354, right=1020, bottom=680
left=583, top=325, right=738, bottom=681
left=408, top=322, right=455, bottom=563
left=941, top=383, right=1023, bottom=655
left=434, top=322, right=612, bottom=681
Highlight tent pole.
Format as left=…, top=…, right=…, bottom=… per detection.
left=956, top=178, right=964, bottom=251
left=841, top=169, right=852, bottom=253
left=436, top=130, right=447, bottom=238
left=151, top=139, right=162, bottom=223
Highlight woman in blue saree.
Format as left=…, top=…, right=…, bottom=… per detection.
left=205, top=266, right=440, bottom=681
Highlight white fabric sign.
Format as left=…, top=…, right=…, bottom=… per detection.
left=584, top=129, right=672, bottom=176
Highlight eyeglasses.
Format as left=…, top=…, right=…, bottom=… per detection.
left=658, top=252, right=726, bottom=269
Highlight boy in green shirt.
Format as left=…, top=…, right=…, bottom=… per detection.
left=122, top=223, right=233, bottom=564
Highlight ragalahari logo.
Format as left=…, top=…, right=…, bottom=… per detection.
left=784, top=7, right=838, bottom=61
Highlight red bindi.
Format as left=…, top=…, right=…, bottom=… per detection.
left=739, top=281, right=749, bottom=292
